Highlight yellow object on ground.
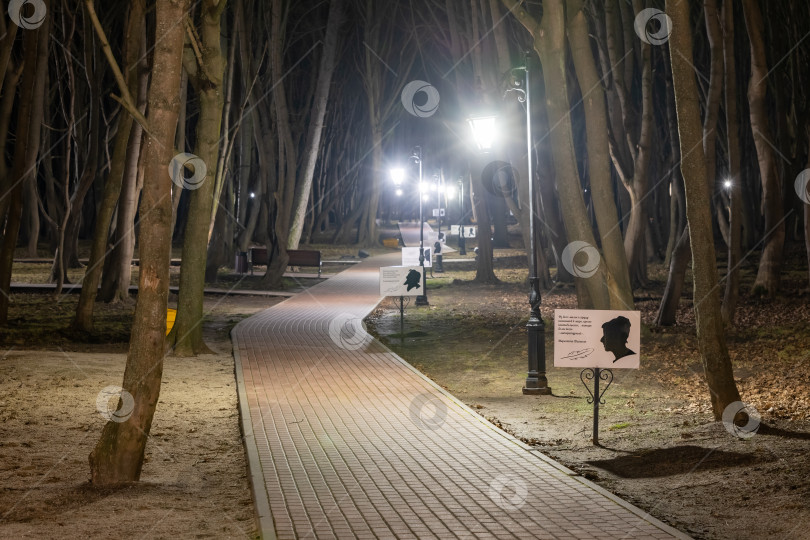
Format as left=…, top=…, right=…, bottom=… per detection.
left=166, top=308, right=177, bottom=336
left=382, top=238, right=399, bottom=248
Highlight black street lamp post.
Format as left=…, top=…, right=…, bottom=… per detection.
left=469, top=51, right=551, bottom=395
left=513, top=53, right=551, bottom=395
left=457, top=178, right=466, bottom=255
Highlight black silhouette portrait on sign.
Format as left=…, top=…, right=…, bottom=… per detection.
left=601, top=316, right=636, bottom=362
left=404, top=269, right=421, bottom=292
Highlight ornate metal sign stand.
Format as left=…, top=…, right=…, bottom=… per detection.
left=580, top=368, right=614, bottom=445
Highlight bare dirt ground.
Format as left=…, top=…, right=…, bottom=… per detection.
left=0, top=293, right=278, bottom=539
left=367, top=250, right=810, bottom=540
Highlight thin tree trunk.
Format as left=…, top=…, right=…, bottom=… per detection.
left=89, top=0, right=188, bottom=485
left=288, top=0, right=343, bottom=249
left=568, top=0, right=634, bottom=309
left=99, top=39, right=148, bottom=304
left=171, top=0, right=228, bottom=356
left=668, top=0, right=741, bottom=419
left=0, top=9, right=49, bottom=325
left=655, top=226, right=691, bottom=326
left=503, top=0, right=611, bottom=309
left=721, top=0, right=743, bottom=325
left=743, top=0, right=785, bottom=297
left=74, top=0, right=146, bottom=332
left=471, top=167, right=498, bottom=283
left=171, top=70, right=187, bottom=240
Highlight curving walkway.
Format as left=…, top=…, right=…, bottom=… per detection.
left=231, top=254, right=688, bottom=539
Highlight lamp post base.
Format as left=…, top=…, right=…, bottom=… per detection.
left=522, top=385, right=552, bottom=395
left=415, top=295, right=429, bottom=306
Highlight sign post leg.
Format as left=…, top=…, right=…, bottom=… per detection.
left=399, top=295, right=404, bottom=347
left=580, top=368, right=614, bottom=446
left=593, top=368, right=600, bottom=445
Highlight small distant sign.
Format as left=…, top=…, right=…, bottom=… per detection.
left=554, top=309, right=640, bottom=369
left=402, top=246, right=432, bottom=267
left=432, top=208, right=445, bottom=217
left=380, top=266, right=424, bottom=296
left=461, top=226, right=477, bottom=238
left=450, top=225, right=459, bottom=235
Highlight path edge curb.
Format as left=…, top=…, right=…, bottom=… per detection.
left=232, top=325, right=277, bottom=540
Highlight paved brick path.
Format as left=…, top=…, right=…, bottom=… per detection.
left=398, top=222, right=456, bottom=253
left=232, top=254, right=688, bottom=539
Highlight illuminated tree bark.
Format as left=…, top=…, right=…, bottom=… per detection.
left=667, top=0, right=741, bottom=418
left=90, top=0, right=189, bottom=485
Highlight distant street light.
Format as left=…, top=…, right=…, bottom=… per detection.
left=469, top=51, right=552, bottom=396
left=723, top=179, right=732, bottom=190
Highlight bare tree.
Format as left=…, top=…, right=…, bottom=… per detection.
left=667, top=0, right=741, bottom=418
left=90, top=0, right=189, bottom=485
left=0, top=3, right=50, bottom=325
left=743, top=0, right=785, bottom=298
left=721, top=0, right=743, bottom=325
left=288, top=0, right=345, bottom=249
left=74, top=0, right=146, bottom=332
left=170, top=0, right=229, bottom=356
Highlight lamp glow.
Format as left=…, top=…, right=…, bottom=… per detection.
left=395, top=188, right=403, bottom=197
left=467, top=115, right=497, bottom=152
left=723, top=179, right=732, bottom=189
left=390, top=167, right=406, bottom=186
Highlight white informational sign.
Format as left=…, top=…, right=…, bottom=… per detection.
left=450, top=225, right=459, bottom=236
left=432, top=208, right=446, bottom=217
left=461, top=226, right=477, bottom=238
left=554, top=309, right=640, bottom=369
left=401, top=246, right=432, bottom=267
left=379, top=266, right=424, bottom=296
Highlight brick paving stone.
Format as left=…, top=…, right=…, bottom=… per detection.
left=233, top=254, right=690, bottom=540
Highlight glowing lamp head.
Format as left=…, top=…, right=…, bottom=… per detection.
left=467, top=114, right=497, bottom=152
left=390, top=167, right=406, bottom=186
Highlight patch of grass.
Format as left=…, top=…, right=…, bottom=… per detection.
left=609, top=422, right=631, bottom=431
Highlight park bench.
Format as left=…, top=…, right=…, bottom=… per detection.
left=248, top=247, right=322, bottom=277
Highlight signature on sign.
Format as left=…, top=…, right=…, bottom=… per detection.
left=562, top=348, right=594, bottom=361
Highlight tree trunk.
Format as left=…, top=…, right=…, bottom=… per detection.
left=53, top=33, right=102, bottom=283
left=99, top=50, right=148, bottom=304
left=743, top=0, right=785, bottom=298
left=170, top=70, right=187, bottom=240
left=655, top=226, right=690, bottom=326
left=74, top=0, right=146, bottom=332
left=567, top=1, right=634, bottom=309
left=288, top=0, right=343, bottom=249
left=171, top=0, right=228, bottom=356
left=0, top=10, right=49, bottom=325
left=667, top=0, right=741, bottom=419
left=22, top=174, right=39, bottom=257
left=721, top=0, right=743, bottom=325
left=503, top=0, right=611, bottom=309
left=470, top=167, right=498, bottom=283
left=89, top=0, right=188, bottom=485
